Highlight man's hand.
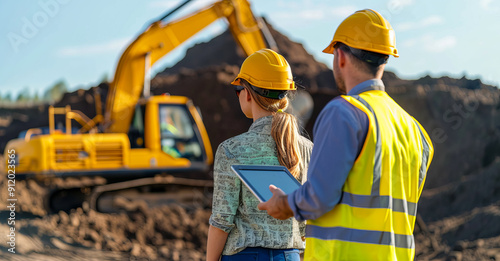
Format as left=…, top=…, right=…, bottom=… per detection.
left=257, top=185, right=294, bottom=220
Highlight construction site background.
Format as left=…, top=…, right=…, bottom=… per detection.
left=1, top=23, right=500, bottom=260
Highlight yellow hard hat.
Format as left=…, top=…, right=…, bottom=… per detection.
left=323, top=9, right=399, bottom=57
left=231, top=49, right=296, bottom=91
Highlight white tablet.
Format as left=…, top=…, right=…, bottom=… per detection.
left=231, top=165, right=301, bottom=202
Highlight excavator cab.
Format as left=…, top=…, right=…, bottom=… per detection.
left=125, top=95, right=213, bottom=173
left=158, top=104, right=204, bottom=161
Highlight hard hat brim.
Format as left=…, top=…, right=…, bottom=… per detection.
left=231, top=75, right=296, bottom=91
left=231, top=78, right=241, bottom=86
left=323, top=41, right=335, bottom=54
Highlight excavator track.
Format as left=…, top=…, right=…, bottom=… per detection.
left=13, top=174, right=213, bottom=214
left=46, top=176, right=107, bottom=213
left=89, top=175, right=213, bottom=212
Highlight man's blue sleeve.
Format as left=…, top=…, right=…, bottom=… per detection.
left=288, top=97, right=369, bottom=221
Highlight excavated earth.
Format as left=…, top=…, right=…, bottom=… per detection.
left=1, top=23, right=500, bottom=260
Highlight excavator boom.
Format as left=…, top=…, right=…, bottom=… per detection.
left=104, top=0, right=269, bottom=133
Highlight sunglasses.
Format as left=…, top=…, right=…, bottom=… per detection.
left=234, top=85, right=245, bottom=97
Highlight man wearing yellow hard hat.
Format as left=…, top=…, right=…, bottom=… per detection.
left=259, top=9, right=434, bottom=260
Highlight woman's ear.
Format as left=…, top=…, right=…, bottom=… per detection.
left=245, top=89, right=252, bottom=102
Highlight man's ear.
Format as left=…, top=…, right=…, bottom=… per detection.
left=338, top=48, right=346, bottom=68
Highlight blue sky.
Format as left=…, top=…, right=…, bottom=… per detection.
left=1, top=0, right=499, bottom=98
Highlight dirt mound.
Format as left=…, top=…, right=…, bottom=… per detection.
left=386, top=80, right=500, bottom=189
left=0, top=202, right=210, bottom=260
left=33, top=203, right=210, bottom=260
left=159, top=21, right=336, bottom=92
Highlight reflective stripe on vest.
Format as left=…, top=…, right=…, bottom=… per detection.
left=340, top=191, right=417, bottom=216
left=414, top=119, right=432, bottom=190
left=304, top=90, right=433, bottom=261
left=352, top=95, right=382, bottom=196
left=306, top=225, right=415, bottom=249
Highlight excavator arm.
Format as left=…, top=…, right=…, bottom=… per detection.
left=104, top=0, right=270, bottom=133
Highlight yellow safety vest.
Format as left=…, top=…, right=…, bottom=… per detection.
left=304, top=90, right=434, bottom=261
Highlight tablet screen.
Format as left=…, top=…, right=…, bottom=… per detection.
left=232, top=165, right=300, bottom=202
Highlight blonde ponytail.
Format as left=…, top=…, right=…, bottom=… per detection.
left=242, top=81, right=303, bottom=179
left=271, top=111, right=302, bottom=179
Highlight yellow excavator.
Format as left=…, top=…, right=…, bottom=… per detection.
left=5, top=0, right=274, bottom=212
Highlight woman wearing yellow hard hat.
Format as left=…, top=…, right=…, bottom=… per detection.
left=207, top=49, right=313, bottom=261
